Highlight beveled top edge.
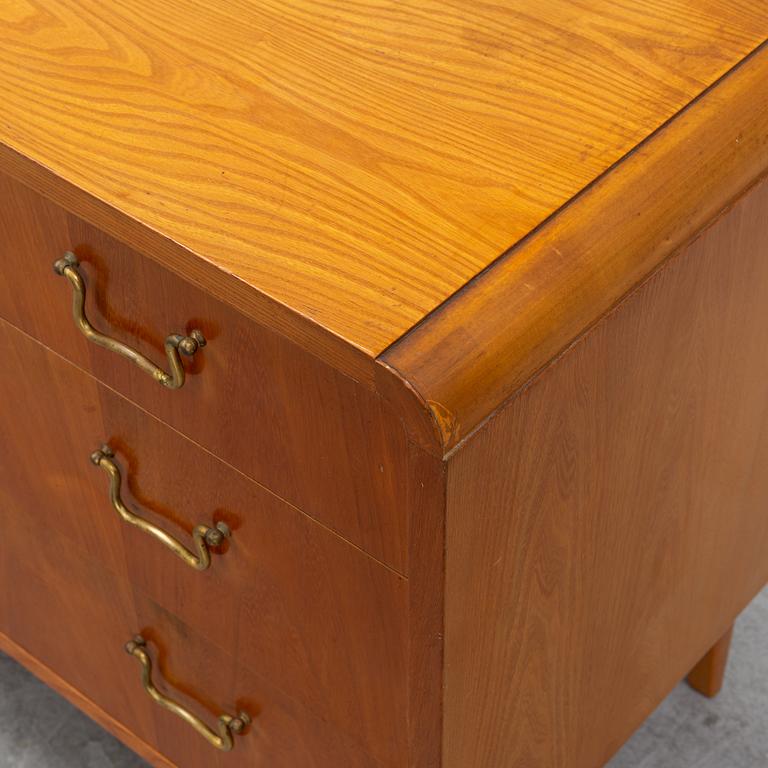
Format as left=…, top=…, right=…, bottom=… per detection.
left=1, top=1, right=765, bottom=360
left=380, top=42, right=768, bottom=457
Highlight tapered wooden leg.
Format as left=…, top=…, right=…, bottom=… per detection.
left=687, top=625, right=734, bottom=698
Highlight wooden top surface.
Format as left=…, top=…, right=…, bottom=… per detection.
left=382, top=43, right=768, bottom=454
left=1, top=1, right=765, bottom=358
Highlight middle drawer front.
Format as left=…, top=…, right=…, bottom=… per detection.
left=0, top=318, right=408, bottom=767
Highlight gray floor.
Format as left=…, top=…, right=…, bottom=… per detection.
left=607, top=587, right=768, bottom=768
left=0, top=588, right=765, bottom=767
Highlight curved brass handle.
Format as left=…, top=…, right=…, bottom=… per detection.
left=125, top=635, right=250, bottom=752
left=91, top=445, right=230, bottom=571
left=53, top=252, right=206, bottom=389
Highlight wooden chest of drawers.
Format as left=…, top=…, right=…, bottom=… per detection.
left=1, top=3, right=767, bottom=767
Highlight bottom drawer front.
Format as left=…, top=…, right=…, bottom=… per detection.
left=0, top=514, right=384, bottom=768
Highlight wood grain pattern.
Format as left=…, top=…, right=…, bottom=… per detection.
left=0, top=317, right=408, bottom=767
left=0, top=170, right=412, bottom=571
left=0, top=1, right=765, bottom=356
left=0, top=145, right=375, bottom=384
left=687, top=626, right=735, bottom=699
left=382, top=42, right=768, bottom=453
left=2, top=7, right=768, bottom=766
left=404, top=444, right=446, bottom=768
left=0, top=515, right=386, bottom=768
left=442, top=178, right=768, bottom=768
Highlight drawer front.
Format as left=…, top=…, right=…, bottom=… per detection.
left=0, top=170, right=409, bottom=572
left=0, top=318, right=407, bottom=767
left=0, top=515, right=384, bottom=768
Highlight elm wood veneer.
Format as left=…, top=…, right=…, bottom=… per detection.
left=379, top=40, right=768, bottom=450
left=0, top=0, right=765, bottom=362
left=1, top=4, right=768, bottom=768
left=440, top=178, right=768, bottom=767
left=0, top=512, right=385, bottom=768
left=0, top=317, right=407, bottom=767
left=0, top=170, right=412, bottom=573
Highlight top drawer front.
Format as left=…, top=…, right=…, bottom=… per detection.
left=0, top=170, right=408, bottom=572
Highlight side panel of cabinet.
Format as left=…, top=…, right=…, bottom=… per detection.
left=443, top=179, right=768, bottom=768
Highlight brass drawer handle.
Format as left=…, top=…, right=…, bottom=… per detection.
left=125, top=635, right=250, bottom=752
left=53, top=252, right=205, bottom=389
left=91, top=445, right=230, bottom=571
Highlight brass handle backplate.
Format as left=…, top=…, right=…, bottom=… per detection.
left=53, top=252, right=205, bottom=389
left=92, top=445, right=230, bottom=571
left=125, top=635, right=250, bottom=752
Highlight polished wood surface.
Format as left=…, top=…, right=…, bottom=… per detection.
left=0, top=1, right=765, bottom=356
left=0, top=515, right=384, bottom=768
left=404, top=445, right=446, bottom=768
left=0, top=318, right=408, bottom=767
left=442, top=179, right=768, bottom=768
left=0, top=170, right=411, bottom=572
left=2, top=6, right=768, bottom=768
left=687, top=626, right=735, bottom=699
left=382, top=43, right=768, bottom=453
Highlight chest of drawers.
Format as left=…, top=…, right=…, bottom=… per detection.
left=1, top=3, right=767, bottom=767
